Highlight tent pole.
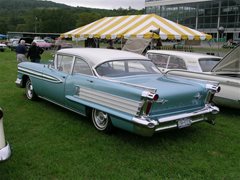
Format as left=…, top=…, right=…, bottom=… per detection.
left=121, top=38, right=123, bottom=49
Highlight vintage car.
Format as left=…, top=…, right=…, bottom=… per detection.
left=0, top=43, right=7, bottom=52
left=146, top=50, right=222, bottom=73
left=54, top=39, right=73, bottom=50
left=0, top=107, right=11, bottom=161
left=167, top=45, right=240, bottom=109
left=16, top=48, right=220, bottom=136
left=7, top=38, right=19, bottom=51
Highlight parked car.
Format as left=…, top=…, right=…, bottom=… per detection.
left=43, top=37, right=55, bottom=43
left=166, top=45, right=240, bottom=109
left=0, top=43, right=7, bottom=52
left=19, top=37, right=34, bottom=45
left=7, top=38, right=20, bottom=51
left=146, top=50, right=222, bottom=73
left=9, top=37, right=34, bottom=51
left=54, top=39, right=73, bottom=50
left=33, top=39, right=52, bottom=50
left=0, top=107, right=11, bottom=161
left=16, top=48, right=220, bottom=136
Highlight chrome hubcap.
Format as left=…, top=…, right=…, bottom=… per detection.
left=27, top=82, right=33, bottom=98
left=93, top=110, right=108, bottom=130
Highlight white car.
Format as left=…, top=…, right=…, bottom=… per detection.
left=7, top=38, right=20, bottom=51
left=166, top=46, right=240, bottom=109
left=146, top=50, right=222, bottom=73
left=0, top=43, right=7, bottom=52
left=0, top=107, right=11, bottom=161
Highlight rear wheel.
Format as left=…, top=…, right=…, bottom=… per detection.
left=25, top=78, right=37, bottom=100
left=92, top=109, right=113, bottom=133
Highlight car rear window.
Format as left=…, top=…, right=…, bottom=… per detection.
left=147, top=53, right=187, bottom=70
left=168, top=56, right=187, bottom=70
left=96, top=60, right=160, bottom=77
left=199, top=58, right=221, bottom=72
left=147, top=53, right=169, bottom=68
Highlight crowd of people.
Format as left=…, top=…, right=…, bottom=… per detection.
left=16, top=40, right=44, bottom=63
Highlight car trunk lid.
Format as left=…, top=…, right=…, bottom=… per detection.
left=116, top=74, right=207, bottom=118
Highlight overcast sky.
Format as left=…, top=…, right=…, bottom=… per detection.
left=46, top=0, right=145, bottom=10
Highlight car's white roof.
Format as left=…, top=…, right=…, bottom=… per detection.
left=147, top=50, right=221, bottom=60
left=57, top=48, right=149, bottom=67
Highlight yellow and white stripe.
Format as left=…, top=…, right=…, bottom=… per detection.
left=61, top=14, right=212, bottom=40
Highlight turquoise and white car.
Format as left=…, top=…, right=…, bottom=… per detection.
left=16, top=48, right=220, bottom=136
left=0, top=108, right=11, bottom=161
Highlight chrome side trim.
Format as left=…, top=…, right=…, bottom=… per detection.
left=18, top=67, right=63, bottom=83
left=77, top=87, right=143, bottom=115
left=0, top=142, right=11, bottom=161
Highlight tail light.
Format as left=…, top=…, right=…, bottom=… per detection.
left=153, top=94, right=159, bottom=101
left=206, top=84, right=221, bottom=93
left=145, top=101, right=153, bottom=115
left=205, top=84, right=221, bottom=103
left=141, top=91, right=159, bottom=116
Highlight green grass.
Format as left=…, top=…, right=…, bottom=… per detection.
left=0, top=49, right=240, bottom=179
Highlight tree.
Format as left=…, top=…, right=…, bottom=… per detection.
left=76, top=12, right=102, bottom=27
left=0, top=0, right=143, bottom=33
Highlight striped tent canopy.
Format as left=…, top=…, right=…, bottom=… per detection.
left=61, top=14, right=212, bottom=40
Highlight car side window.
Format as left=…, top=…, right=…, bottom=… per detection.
left=56, top=55, right=74, bottom=74
left=73, top=58, right=92, bottom=76
left=96, top=60, right=159, bottom=77
left=147, top=53, right=169, bottom=68
left=168, top=56, right=187, bottom=70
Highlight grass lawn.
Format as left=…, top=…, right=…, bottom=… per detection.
left=0, top=49, right=239, bottom=179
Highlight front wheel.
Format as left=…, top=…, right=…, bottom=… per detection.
left=92, top=109, right=113, bottom=133
left=25, top=79, right=37, bottom=100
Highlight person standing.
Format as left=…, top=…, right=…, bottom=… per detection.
left=16, top=40, right=27, bottom=63
left=27, top=42, right=44, bottom=63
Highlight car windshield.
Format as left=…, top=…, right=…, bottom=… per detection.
left=95, top=60, right=160, bottom=77
left=198, top=58, right=221, bottom=72
left=212, top=45, right=240, bottom=73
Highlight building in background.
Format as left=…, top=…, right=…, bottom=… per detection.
left=145, top=0, right=240, bottom=42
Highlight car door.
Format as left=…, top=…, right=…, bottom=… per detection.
left=40, top=54, right=74, bottom=105
left=64, top=57, right=95, bottom=114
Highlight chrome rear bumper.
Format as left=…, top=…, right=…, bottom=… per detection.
left=157, top=104, right=219, bottom=124
left=132, top=104, right=219, bottom=136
